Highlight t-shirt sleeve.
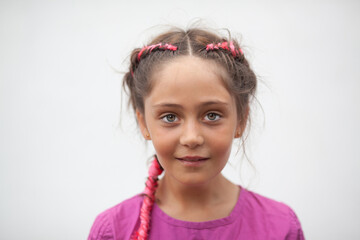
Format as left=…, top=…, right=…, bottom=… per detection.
left=286, top=207, right=305, bottom=240
left=88, top=211, right=114, bottom=240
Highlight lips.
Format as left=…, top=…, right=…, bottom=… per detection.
left=176, top=156, right=209, bottom=162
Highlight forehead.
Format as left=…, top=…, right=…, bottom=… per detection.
left=146, top=56, right=233, bottom=106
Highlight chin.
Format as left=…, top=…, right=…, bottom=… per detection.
left=176, top=174, right=215, bottom=187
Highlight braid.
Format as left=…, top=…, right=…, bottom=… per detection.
left=130, top=43, right=178, bottom=77
left=137, top=43, right=177, bottom=62
left=205, top=41, right=244, bottom=60
left=131, top=156, right=163, bottom=240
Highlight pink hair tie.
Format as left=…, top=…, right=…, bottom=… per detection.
left=137, top=43, right=178, bottom=61
left=206, top=43, right=214, bottom=50
left=228, top=41, right=236, bottom=57
left=220, top=42, right=229, bottom=50
left=206, top=41, right=243, bottom=57
left=148, top=157, right=163, bottom=176
left=142, top=157, right=163, bottom=199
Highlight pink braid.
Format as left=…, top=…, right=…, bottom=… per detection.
left=137, top=43, right=178, bottom=61
left=206, top=41, right=243, bottom=57
left=131, top=156, right=163, bottom=240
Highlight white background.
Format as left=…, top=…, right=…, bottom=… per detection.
left=1, top=0, right=359, bottom=239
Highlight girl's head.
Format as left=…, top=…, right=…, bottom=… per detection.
left=123, top=27, right=257, bottom=240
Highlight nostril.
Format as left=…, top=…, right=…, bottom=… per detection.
left=179, top=134, right=204, bottom=148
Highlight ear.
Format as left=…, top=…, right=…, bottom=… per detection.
left=234, top=106, right=249, bottom=139
left=136, top=109, right=151, bottom=140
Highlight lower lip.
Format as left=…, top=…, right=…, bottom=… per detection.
left=177, top=158, right=209, bottom=167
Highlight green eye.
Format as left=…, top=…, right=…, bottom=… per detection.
left=206, top=113, right=220, bottom=121
left=162, top=114, right=177, bottom=123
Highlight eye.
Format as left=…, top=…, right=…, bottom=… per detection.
left=161, top=114, right=178, bottom=123
left=205, top=112, right=221, bottom=121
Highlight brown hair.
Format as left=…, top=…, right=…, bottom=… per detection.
left=123, top=27, right=256, bottom=125
left=123, top=27, right=257, bottom=240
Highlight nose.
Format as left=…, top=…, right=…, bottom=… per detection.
left=179, top=120, right=204, bottom=149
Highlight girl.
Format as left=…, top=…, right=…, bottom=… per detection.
left=88, top=27, right=304, bottom=240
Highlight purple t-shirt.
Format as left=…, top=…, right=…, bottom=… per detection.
left=88, top=187, right=304, bottom=239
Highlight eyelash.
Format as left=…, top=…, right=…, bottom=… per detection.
left=160, top=112, right=222, bottom=124
left=161, top=114, right=178, bottom=123
left=204, top=112, right=221, bottom=121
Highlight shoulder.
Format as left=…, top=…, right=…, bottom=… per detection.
left=240, top=188, right=305, bottom=239
left=88, top=194, right=143, bottom=240
left=242, top=189, right=292, bottom=216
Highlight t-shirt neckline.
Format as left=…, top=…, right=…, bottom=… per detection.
left=152, top=186, right=246, bottom=229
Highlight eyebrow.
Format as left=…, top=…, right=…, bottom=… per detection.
left=152, top=100, right=229, bottom=108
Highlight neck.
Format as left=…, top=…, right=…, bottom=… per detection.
left=155, top=173, right=238, bottom=213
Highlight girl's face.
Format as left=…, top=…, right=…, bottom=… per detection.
left=137, top=56, right=243, bottom=186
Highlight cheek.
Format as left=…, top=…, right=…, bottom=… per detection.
left=151, top=135, right=177, bottom=170
left=211, top=136, right=233, bottom=158
left=207, top=126, right=235, bottom=158
left=151, top=129, right=178, bottom=158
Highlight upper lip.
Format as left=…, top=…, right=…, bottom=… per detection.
left=176, top=156, right=209, bottom=161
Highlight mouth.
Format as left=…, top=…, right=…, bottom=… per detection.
left=175, top=156, right=210, bottom=162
